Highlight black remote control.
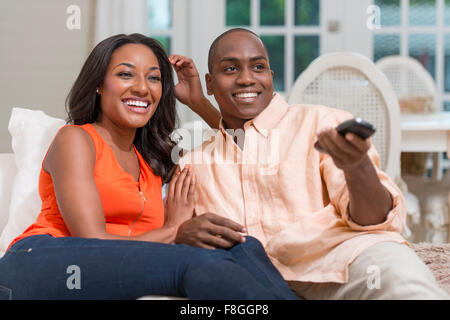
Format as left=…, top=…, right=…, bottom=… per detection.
left=336, top=118, right=376, bottom=140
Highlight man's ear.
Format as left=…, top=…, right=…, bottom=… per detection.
left=205, top=73, right=213, bottom=96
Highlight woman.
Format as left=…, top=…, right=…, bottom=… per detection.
left=0, top=34, right=297, bottom=300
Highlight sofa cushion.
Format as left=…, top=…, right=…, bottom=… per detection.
left=0, top=154, right=17, bottom=234
left=412, top=242, right=450, bottom=295
left=0, top=108, right=65, bottom=256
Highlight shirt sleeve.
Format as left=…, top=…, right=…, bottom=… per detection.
left=318, top=112, right=407, bottom=233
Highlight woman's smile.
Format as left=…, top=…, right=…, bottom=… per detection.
left=122, top=97, right=152, bottom=114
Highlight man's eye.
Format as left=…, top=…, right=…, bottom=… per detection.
left=224, top=66, right=237, bottom=72
left=254, top=64, right=265, bottom=70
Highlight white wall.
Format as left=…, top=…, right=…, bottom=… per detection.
left=172, top=0, right=224, bottom=125
left=0, top=0, right=95, bottom=152
left=321, top=0, right=372, bottom=57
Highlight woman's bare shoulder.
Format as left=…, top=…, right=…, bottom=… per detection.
left=44, top=125, right=96, bottom=174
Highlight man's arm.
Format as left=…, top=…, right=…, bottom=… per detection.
left=315, top=127, right=393, bottom=226
left=343, top=154, right=393, bottom=225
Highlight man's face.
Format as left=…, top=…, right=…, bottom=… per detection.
left=206, top=31, right=274, bottom=130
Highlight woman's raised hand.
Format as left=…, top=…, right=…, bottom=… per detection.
left=164, top=164, right=196, bottom=229
left=169, top=55, right=205, bottom=109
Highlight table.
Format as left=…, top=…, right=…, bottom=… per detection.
left=401, top=112, right=450, bottom=242
left=401, top=112, right=450, bottom=153
left=401, top=112, right=450, bottom=181
left=401, top=112, right=450, bottom=178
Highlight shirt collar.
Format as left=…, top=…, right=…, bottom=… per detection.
left=218, top=93, right=289, bottom=138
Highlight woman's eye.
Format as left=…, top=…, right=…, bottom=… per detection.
left=117, top=72, right=132, bottom=78
left=148, top=76, right=161, bottom=81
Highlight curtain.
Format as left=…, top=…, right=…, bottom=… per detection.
left=94, top=0, right=147, bottom=45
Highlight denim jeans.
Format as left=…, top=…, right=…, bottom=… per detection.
left=0, top=234, right=298, bottom=300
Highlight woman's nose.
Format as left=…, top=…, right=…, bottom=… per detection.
left=131, top=75, right=149, bottom=95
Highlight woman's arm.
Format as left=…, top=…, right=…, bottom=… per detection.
left=186, top=95, right=221, bottom=130
left=169, top=55, right=221, bottom=129
left=44, top=126, right=195, bottom=244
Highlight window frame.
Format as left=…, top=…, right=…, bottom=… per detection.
left=372, top=0, right=450, bottom=111
left=225, top=0, right=324, bottom=94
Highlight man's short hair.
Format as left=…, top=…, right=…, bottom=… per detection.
left=207, top=28, right=269, bottom=73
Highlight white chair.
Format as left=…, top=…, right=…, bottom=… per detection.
left=377, top=56, right=449, bottom=243
left=376, top=55, right=437, bottom=114
left=287, top=51, right=420, bottom=241
left=288, top=52, right=401, bottom=179
left=376, top=55, right=439, bottom=179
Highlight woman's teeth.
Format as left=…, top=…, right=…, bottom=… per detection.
left=123, top=100, right=148, bottom=108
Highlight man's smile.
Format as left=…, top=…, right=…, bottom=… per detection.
left=232, top=91, right=261, bottom=103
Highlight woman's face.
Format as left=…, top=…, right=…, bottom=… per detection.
left=97, top=43, right=162, bottom=130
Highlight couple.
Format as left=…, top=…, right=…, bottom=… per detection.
left=0, top=29, right=447, bottom=300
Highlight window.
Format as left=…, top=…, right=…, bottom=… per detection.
left=372, top=0, right=450, bottom=112
left=147, top=0, right=172, bottom=54
left=225, top=0, right=321, bottom=93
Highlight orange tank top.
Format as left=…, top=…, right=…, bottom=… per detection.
left=8, top=123, right=165, bottom=249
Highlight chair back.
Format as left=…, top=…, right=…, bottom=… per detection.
left=287, top=52, right=401, bottom=179
left=376, top=55, right=437, bottom=113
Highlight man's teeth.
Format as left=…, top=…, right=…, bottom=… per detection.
left=235, top=92, right=258, bottom=98
left=124, top=100, right=148, bottom=107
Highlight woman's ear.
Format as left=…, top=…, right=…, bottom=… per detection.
left=96, top=85, right=103, bottom=95
left=205, top=73, right=213, bottom=96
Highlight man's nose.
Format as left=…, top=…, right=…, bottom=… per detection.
left=236, top=67, right=256, bottom=86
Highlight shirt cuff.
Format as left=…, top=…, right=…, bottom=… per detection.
left=339, top=181, right=406, bottom=233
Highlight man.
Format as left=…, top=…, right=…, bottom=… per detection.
left=176, top=28, right=448, bottom=299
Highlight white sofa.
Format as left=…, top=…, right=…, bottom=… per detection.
left=0, top=153, right=16, bottom=242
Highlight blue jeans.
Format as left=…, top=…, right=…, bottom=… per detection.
left=0, top=235, right=298, bottom=300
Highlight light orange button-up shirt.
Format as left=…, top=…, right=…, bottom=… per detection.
left=179, top=93, right=408, bottom=284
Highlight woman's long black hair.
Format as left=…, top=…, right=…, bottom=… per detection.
left=66, top=33, right=177, bottom=183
